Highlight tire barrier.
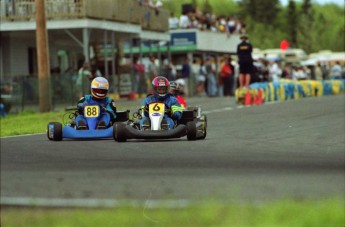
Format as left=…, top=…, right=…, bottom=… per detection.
left=235, top=79, right=345, bottom=105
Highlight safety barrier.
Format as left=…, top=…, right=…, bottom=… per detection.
left=236, top=79, right=345, bottom=106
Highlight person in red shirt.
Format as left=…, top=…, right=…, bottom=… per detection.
left=169, top=81, right=187, bottom=109
left=220, top=55, right=235, bottom=96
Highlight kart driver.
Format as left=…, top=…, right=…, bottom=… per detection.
left=76, top=77, right=116, bottom=129
left=169, top=81, right=187, bottom=109
left=140, top=76, right=183, bottom=130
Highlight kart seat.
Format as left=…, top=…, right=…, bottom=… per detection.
left=114, top=110, right=130, bottom=122
left=178, top=109, right=197, bottom=125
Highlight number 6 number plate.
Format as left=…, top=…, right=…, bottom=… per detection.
left=149, top=103, right=165, bottom=114
left=84, top=105, right=100, bottom=118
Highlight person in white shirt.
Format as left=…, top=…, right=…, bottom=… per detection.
left=169, top=12, right=179, bottom=29
left=330, top=61, right=342, bottom=79
left=268, top=60, right=282, bottom=82
left=179, top=13, right=191, bottom=29
left=295, top=66, right=307, bottom=80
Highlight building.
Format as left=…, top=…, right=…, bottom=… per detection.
left=0, top=0, right=241, bottom=112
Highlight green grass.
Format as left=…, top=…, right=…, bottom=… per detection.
left=0, top=104, right=135, bottom=137
left=1, top=198, right=343, bottom=227
left=0, top=111, right=69, bottom=137
left=1, top=112, right=344, bottom=226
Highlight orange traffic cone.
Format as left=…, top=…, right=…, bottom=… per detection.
left=128, top=91, right=137, bottom=101
left=257, top=89, right=263, bottom=105
left=253, top=92, right=258, bottom=105
left=244, top=90, right=252, bottom=106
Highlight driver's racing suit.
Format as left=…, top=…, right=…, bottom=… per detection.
left=140, top=93, right=183, bottom=129
left=76, top=94, right=116, bottom=128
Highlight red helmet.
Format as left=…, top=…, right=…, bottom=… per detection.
left=152, top=76, right=169, bottom=98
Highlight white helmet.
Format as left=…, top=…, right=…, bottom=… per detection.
left=91, top=77, right=109, bottom=99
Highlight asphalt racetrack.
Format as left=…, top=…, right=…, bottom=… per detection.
left=1, top=95, right=344, bottom=207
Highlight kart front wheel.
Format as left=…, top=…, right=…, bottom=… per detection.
left=47, top=122, right=62, bottom=141
left=186, top=121, right=197, bottom=141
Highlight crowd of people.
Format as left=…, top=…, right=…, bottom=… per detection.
left=169, top=9, right=246, bottom=36
left=137, top=0, right=247, bottom=36
left=251, top=59, right=345, bottom=83
left=74, top=55, right=344, bottom=105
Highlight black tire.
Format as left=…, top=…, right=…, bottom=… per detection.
left=114, top=123, right=127, bottom=142
left=47, top=122, right=62, bottom=141
left=187, top=121, right=197, bottom=141
left=200, top=121, right=207, bottom=140
left=112, top=123, right=118, bottom=141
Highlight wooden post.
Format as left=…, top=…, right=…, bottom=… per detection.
left=35, top=0, right=51, bottom=112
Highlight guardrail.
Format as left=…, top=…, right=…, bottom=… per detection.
left=0, top=0, right=169, bottom=32
left=236, top=79, right=345, bottom=105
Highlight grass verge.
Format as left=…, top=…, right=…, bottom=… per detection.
left=0, top=111, right=68, bottom=137
left=1, top=197, right=343, bottom=227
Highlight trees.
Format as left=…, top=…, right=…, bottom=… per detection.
left=287, top=0, right=298, bottom=48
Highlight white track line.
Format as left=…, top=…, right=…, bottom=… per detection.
left=1, top=133, right=45, bottom=139
left=1, top=197, right=190, bottom=209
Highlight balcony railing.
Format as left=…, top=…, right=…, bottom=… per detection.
left=0, top=0, right=169, bottom=32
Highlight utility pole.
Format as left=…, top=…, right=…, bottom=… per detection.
left=35, top=0, right=51, bottom=112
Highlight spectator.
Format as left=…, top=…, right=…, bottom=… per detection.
left=147, top=55, right=158, bottom=82
left=76, top=62, right=92, bottom=98
left=330, top=61, right=342, bottom=79
left=220, top=55, right=235, bottom=96
left=268, top=60, right=281, bottom=82
left=179, top=12, right=191, bottom=29
left=236, top=34, right=254, bottom=88
left=90, top=65, right=102, bottom=80
left=169, top=12, right=179, bottom=29
left=254, top=59, right=265, bottom=82
left=180, top=57, right=191, bottom=96
left=205, top=56, right=218, bottom=97
left=190, top=15, right=199, bottom=29
left=217, top=16, right=227, bottom=32
left=162, top=57, right=175, bottom=81
left=226, top=16, right=236, bottom=35
left=295, top=66, right=307, bottom=81
left=132, top=56, right=147, bottom=95
left=291, top=65, right=299, bottom=81
left=314, top=63, right=323, bottom=81
left=169, top=80, right=187, bottom=109
left=237, top=19, right=246, bottom=34
left=281, top=62, right=292, bottom=79
left=196, top=58, right=207, bottom=96
left=321, top=63, right=330, bottom=80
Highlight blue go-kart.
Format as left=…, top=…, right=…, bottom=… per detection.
left=47, top=105, right=129, bottom=141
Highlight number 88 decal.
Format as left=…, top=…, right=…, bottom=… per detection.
left=84, top=105, right=100, bottom=117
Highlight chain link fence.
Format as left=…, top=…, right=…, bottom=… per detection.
left=1, top=73, right=80, bottom=114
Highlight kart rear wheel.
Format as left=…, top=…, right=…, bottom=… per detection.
left=187, top=121, right=197, bottom=141
left=114, top=123, right=127, bottom=142
left=47, top=122, right=62, bottom=141
left=201, top=114, right=207, bottom=129
left=200, top=114, right=207, bottom=139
